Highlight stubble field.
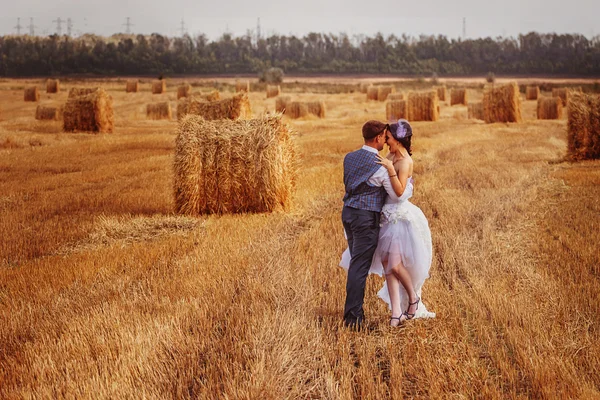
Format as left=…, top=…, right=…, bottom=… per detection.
left=0, top=77, right=599, bottom=399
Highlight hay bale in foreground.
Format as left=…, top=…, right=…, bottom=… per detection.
left=468, top=103, right=484, bottom=120
left=386, top=100, right=408, bottom=121
left=450, top=88, right=468, bottom=105
left=177, top=84, right=192, bottom=99
left=46, top=79, right=60, bottom=93
left=275, top=96, right=291, bottom=113
left=235, top=81, right=250, bottom=93
left=526, top=86, right=540, bottom=100
left=147, top=102, right=172, bottom=120
left=63, top=88, right=114, bottom=133
left=436, top=86, right=447, bottom=102
left=35, top=105, right=62, bottom=120
left=152, top=80, right=166, bottom=94
left=482, top=82, right=522, bottom=123
left=388, top=93, right=406, bottom=101
left=24, top=87, right=39, bottom=102
left=407, top=91, right=439, bottom=121
left=126, top=80, right=139, bottom=93
left=174, top=114, right=296, bottom=214
left=367, top=86, right=378, bottom=101
left=68, top=87, right=98, bottom=98
left=307, top=101, right=326, bottom=118
left=377, top=86, right=395, bottom=101
left=567, top=92, right=600, bottom=160
left=177, top=93, right=251, bottom=121
left=537, top=97, right=562, bottom=120
left=266, top=85, right=281, bottom=98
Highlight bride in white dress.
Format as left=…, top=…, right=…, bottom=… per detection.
left=340, top=119, right=435, bottom=326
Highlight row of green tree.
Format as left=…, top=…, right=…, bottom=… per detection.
left=1, top=31, right=599, bottom=76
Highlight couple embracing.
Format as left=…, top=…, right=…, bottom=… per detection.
left=340, top=119, right=435, bottom=329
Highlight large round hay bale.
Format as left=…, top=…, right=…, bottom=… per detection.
left=24, top=87, right=39, bottom=102
left=235, top=80, right=250, bottom=93
left=266, top=85, right=281, bottom=98
left=567, top=92, right=600, bottom=160
left=177, top=93, right=251, bottom=121
left=46, top=79, right=60, bottom=93
left=436, top=86, right=447, bottom=102
left=537, top=97, right=562, bottom=120
left=386, top=100, right=408, bottom=121
left=35, top=105, right=62, bottom=120
left=450, top=88, right=468, bottom=105
left=467, top=103, right=484, bottom=120
left=63, top=88, right=114, bottom=133
left=126, top=80, right=139, bottom=93
left=359, top=82, right=370, bottom=93
left=177, top=84, right=192, bottom=99
left=68, top=87, right=98, bottom=98
left=307, top=101, right=326, bottom=118
left=407, top=90, right=439, bottom=121
left=275, top=96, right=291, bottom=113
left=174, top=114, right=296, bottom=215
left=377, top=86, right=395, bottom=101
left=147, top=102, right=172, bottom=120
left=388, top=93, right=406, bottom=101
left=366, top=86, right=378, bottom=101
left=482, top=82, right=522, bottom=123
left=287, top=102, right=309, bottom=119
left=152, top=80, right=166, bottom=94
left=552, top=88, right=578, bottom=106
left=526, top=86, right=540, bottom=100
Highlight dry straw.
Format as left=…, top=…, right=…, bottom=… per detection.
left=567, top=92, right=600, bottom=160
left=235, top=80, right=250, bottom=93
left=537, top=97, right=562, bottom=120
left=366, top=86, right=378, bottom=101
left=388, top=93, right=406, bottom=101
left=24, top=87, right=39, bottom=102
left=275, top=96, right=291, bottom=113
left=377, top=86, right=395, bottom=101
left=152, top=80, right=166, bottom=94
left=46, top=79, right=60, bottom=93
left=552, top=88, right=581, bottom=106
left=287, top=102, right=309, bottom=119
left=266, top=85, right=281, bottom=98
left=177, top=93, right=251, bottom=121
left=35, top=105, right=62, bottom=120
left=450, top=88, right=468, bottom=105
left=173, top=114, right=297, bottom=214
left=468, top=103, right=484, bottom=120
left=359, top=82, right=370, bottom=93
left=146, top=102, right=172, bottom=120
left=200, top=90, right=220, bottom=102
left=437, top=86, right=447, bottom=102
left=307, top=101, right=326, bottom=118
left=526, top=86, right=540, bottom=100
left=407, top=90, right=439, bottom=121
left=386, top=100, right=408, bottom=121
left=63, top=88, right=114, bottom=133
left=68, top=87, right=98, bottom=98
left=126, top=80, right=139, bottom=93
left=482, top=82, right=522, bottom=123
left=177, top=84, right=192, bottom=99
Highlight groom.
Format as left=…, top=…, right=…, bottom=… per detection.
left=342, top=120, right=397, bottom=329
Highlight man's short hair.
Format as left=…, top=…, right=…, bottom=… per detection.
left=362, top=120, right=387, bottom=140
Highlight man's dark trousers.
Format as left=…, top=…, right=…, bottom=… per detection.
left=342, top=205, right=380, bottom=328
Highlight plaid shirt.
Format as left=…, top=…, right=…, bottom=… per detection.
left=343, top=149, right=386, bottom=212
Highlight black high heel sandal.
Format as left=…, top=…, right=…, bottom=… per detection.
left=402, top=297, right=420, bottom=320
left=390, top=316, right=402, bottom=327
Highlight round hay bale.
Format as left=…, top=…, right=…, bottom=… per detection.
left=526, top=86, right=540, bottom=100
left=436, top=86, right=447, bottom=102
left=24, top=87, right=39, bottom=102
left=467, top=102, right=484, bottom=120
left=35, top=105, right=62, bottom=121
left=46, top=79, right=60, bottom=94
left=126, top=80, right=139, bottom=93
left=200, top=90, right=220, bottom=102
left=482, top=82, right=522, bottom=123
left=235, top=80, right=250, bottom=93
left=359, top=82, right=370, bottom=94
left=567, top=92, right=600, bottom=160
left=388, top=93, right=406, bottom=101
left=68, top=87, right=99, bottom=98
left=174, top=114, right=297, bottom=215
left=177, top=84, right=192, bottom=99
left=177, top=93, right=251, bottom=121
left=450, top=88, right=468, bottom=106
left=63, top=88, right=114, bottom=133
left=366, top=86, right=378, bottom=101
left=407, top=90, right=439, bottom=121
left=377, top=86, right=395, bottom=101
left=307, top=101, right=325, bottom=118
left=275, top=96, right=291, bottom=113
left=152, top=80, right=166, bottom=94
left=287, top=102, right=309, bottom=119
left=386, top=100, right=408, bottom=121
left=266, top=85, right=281, bottom=98
left=147, top=102, right=172, bottom=120
left=537, top=97, right=562, bottom=120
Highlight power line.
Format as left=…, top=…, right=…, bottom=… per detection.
left=52, top=17, right=63, bottom=35
left=462, top=17, right=466, bottom=39
left=257, top=17, right=261, bottom=42
left=14, top=17, right=23, bottom=35
left=179, top=18, right=186, bottom=36
left=28, top=18, right=36, bottom=36
left=67, top=18, right=73, bottom=36
left=123, top=17, right=134, bottom=34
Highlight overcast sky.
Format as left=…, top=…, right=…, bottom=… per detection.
left=1, top=0, right=598, bottom=40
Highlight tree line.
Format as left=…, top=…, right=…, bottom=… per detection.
left=1, top=31, right=599, bottom=77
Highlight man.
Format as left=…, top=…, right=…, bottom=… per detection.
left=342, top=120, right=402, bottom=329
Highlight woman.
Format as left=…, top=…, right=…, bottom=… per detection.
left=340, top=119, right=435, bottom=326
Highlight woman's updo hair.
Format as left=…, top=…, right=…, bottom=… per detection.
left=389, top=119, right=413, bottom=155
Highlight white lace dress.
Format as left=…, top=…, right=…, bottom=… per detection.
left=340, top=178, right=435, bottom=319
